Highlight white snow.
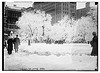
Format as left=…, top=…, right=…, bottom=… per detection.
left=19, top=43, right=92, bottom=55
left=4, top=43, right=97, bottom=70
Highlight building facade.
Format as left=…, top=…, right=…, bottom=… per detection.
left=33, top=2, right=76, bottom=24
left=4, top=5, right=22, bottom=39
left=76, top=2, right=90, bottom=19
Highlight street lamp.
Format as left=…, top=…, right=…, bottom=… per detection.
left=42, top=25, right=44, bottom=36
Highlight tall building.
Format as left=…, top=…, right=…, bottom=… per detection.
left=33, top=2, right=76, bottom=24
left=4, top=5, right=22, bottom=39
left=76, top=2, right=90, bottom=19
left=4, top=5, right=22, bottom=35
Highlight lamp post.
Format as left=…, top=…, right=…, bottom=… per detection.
left=28, top=36, right=31, bottom=45
left=42, top=25, right=44, bottom=36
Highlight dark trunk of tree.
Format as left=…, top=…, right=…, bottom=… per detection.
left=28, top=39, right=31, bottom=45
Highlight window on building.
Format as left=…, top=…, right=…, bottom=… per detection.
left=70, top=2, right=76, bottom=4
left=10, top=25, right=12, bottom=29
left=63, top=7, right=64, bottom=10
left=67, top=12, right=69, bottom=14
left=63, top=11, right=65, bottom=14
left=9, top=25, right=11, bottom=28
left=71, top=5, right=75, bottom=9
left=67, top=4, right=69, bottom=7
left=72, top=13, right=75, bottom=16
left=65, top=3, right=66, bottom=6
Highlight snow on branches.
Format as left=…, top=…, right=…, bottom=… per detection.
left=16, top=8, right=97, bottom=43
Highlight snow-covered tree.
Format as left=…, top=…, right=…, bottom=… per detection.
left=73, top=16, right=97, bottom=42
left=16, top=9, right=52, bottom=43
left=49, top=16, right=76, bottom=43
left=16, top=7, right=97, bottom=44
left=72, top=6, right=97, bottom=43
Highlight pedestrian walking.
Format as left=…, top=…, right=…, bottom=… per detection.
left=7, top=36, right=14, bottom=55
left=90, top=32, right=98, bottom=56
left=13, top=35, right=20, bottom=53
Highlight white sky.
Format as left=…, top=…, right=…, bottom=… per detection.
left=6, top=1, right=96, bottom=9
left=5, top=1, right=33, bottom=8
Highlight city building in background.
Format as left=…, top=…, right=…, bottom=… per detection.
left=33, top=2, right=77, bottom=24
left=4, top=4, right=22, bottom=39
left=76, top=2, right=90, bottom=19
left=34, top=2, right=96, bottom=24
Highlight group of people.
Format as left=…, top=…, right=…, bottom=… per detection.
left=4, top=31, right=98, bottom=56
left=6, top=34, right=20, bottom=55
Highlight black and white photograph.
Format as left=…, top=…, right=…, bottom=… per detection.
left=2, top=1, right=98, bottom=71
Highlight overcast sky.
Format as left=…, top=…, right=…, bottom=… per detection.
left=6, top=1, right=33, bottom=8
left=5, top=1, right=95, bottom=9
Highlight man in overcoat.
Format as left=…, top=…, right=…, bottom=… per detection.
left=7, top=36, right=13, bottom=55
left=90, top=32, right=98, bottom=56
left=13, top=35, right=20, bottom=53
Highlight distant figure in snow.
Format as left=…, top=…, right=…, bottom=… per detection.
left=13, top=35, right=20, bottom=53
left=90, top=32, right=98, bottom=56
left=7, top=36, right=14, bottom=55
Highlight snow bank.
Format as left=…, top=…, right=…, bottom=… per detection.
left=4, top=49, right=97, bottom=70
left=4, top=43, right=97, bottom=70
left=19, top=43, right=92, bottom=55
left=4, top=49, right=72, bottom=70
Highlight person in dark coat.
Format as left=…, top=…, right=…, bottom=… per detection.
left=90, top=32, right=98, bottom=56
left=13, top=35, right=20, bottom=53
left=7, top=36, right=14, bottom=55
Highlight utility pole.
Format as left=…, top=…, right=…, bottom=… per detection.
left=42, top=25, right=44, bottom=36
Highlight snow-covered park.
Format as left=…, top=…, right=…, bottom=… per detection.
left=4, top=5, right=98, bottom=71
left=4, top=43, right=97, bottom=71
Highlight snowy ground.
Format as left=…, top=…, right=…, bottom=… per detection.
left=4, top=43, right=97, bottom=71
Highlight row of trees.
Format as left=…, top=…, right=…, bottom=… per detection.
left=16, top=6, right=97, bottom=44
